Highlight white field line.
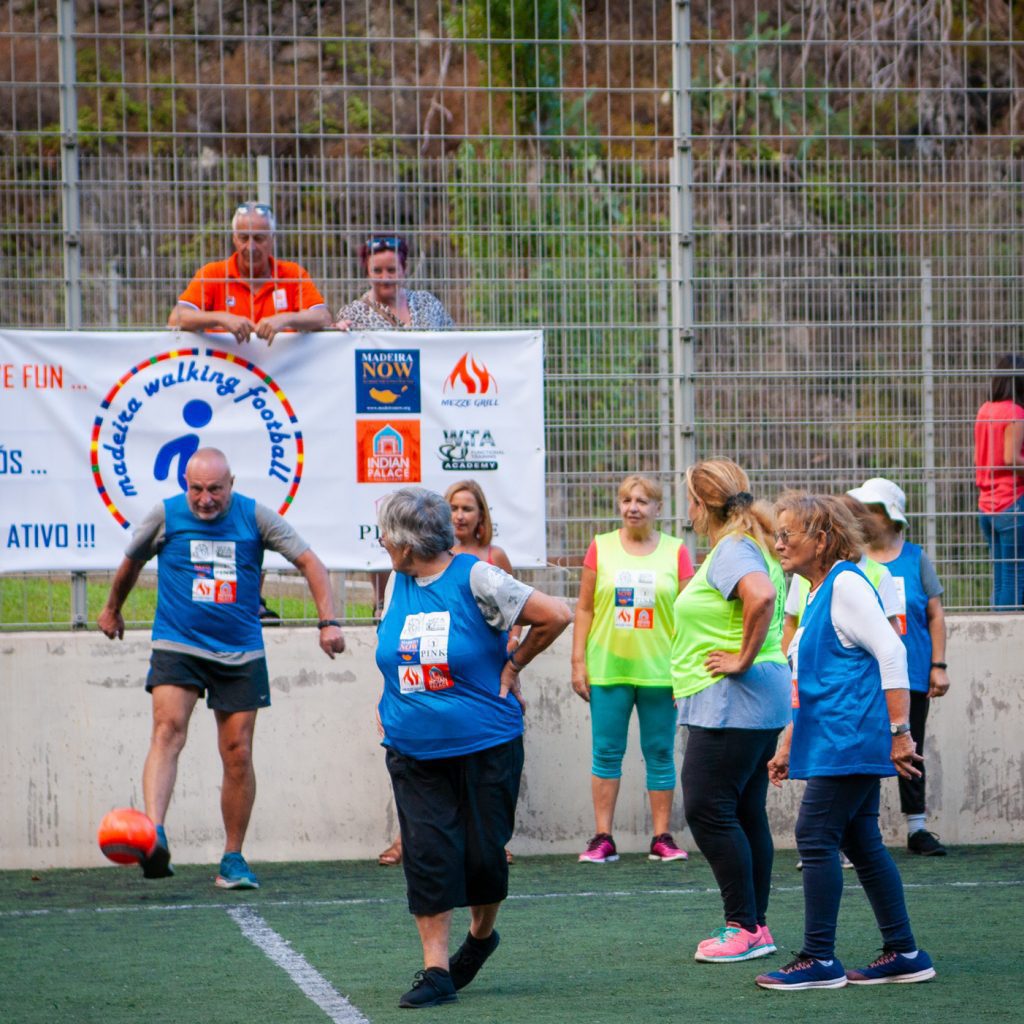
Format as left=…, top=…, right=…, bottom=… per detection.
left=227, top=905, right=370, bottom=1024
left=0, top=877, right=1020, bottom=920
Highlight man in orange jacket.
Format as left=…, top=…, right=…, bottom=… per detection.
left=169, top=201, right=332, bottom=346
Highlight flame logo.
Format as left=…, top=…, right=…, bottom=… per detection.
left=444, top=353, right=496, bottom=395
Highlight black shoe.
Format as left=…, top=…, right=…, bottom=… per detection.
left=449, top=930, right=500, bottom=991
left=907, top=830, right=947, bottom=856
left=258, top=600, right=281, bottom=626
left=141, top=837, right=174, bottom=879
left=398, top=967, right=457, bottom=1009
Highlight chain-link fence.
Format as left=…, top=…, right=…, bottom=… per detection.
left=1, top=0, right=1021, bottom=625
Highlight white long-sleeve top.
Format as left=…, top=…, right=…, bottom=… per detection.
left=804, top=568, right=910, bottom=691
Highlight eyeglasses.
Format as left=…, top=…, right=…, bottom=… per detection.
left=773, top=529, right=807, bottom=545
left=367, top=235, right=401, bottom=253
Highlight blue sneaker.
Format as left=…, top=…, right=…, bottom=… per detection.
left=756, top=955, right=847, bottom=990
left=141, top=824, right=174, bottom=880
left=215, top=851, right=260, bottom=889
left=846, top=949, right=935, bottom=984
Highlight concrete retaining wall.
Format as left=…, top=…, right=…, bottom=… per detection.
left=1, top=614, right=1021, bottom=869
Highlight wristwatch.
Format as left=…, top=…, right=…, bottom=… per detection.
left=890, top=722, right=912, bottom=736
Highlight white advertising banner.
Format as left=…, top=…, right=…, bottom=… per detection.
left=0, top=329, right=546, bottom=571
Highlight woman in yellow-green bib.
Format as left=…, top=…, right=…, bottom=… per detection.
left=672, top=458, right=790, bottom=964
left=571, top=475, right=695, bottom=864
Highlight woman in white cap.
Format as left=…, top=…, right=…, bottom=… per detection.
left=846, top=477, right=950, bottom=857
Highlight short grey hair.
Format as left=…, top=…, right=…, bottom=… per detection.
left=231, top=201, right=276, bottom=233
left=377, top=487, right=454, bottom=559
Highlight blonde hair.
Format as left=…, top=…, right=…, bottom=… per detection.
left=775, top=491, right=865, bottom=566
left=444, top=479, right=493, bottom=547
left=617, top=474, right=664, bottom=504
left=686, top=458, right=777, bottom=557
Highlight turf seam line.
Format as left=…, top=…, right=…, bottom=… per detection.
left=2, top=877, right=1020, bottom=919
left=227, top=905, right=369, bottom=1024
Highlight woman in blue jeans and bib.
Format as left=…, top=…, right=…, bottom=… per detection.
left=757, top=493, right=935, bottom=991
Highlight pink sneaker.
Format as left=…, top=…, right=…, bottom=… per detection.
left=694, top=922, right=774, bottom=963
left=696, top=923, right=758, bottom=955
left=578, top=833, right=618, bottom=863
left=648, top=833, right=688, bottom=862
left=758, top=925, right=777, bottom=954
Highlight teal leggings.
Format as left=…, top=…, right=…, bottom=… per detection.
left=589, top=684, right=678, bottom=790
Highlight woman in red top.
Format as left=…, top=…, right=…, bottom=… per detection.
left=974, top=353, right=1024, bottom=607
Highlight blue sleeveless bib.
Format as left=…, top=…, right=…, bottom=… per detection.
left=790, top=561, right=896, bottom=779
left=152, top=493, right=264, bottom=654
left=879, top=541, right=931, bottom=693
left=376, top=553, right=522, bottom=759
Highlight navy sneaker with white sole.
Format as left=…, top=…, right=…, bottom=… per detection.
left=846, top=949, right=935, bottom=985
left=756, top=954, right=847, bottom=990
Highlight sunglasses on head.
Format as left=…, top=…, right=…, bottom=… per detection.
left=367, top=235, right=401, bottom=253
left=236, top=202, right=273, bottom=216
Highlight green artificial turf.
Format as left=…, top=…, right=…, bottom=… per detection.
left=0, top=847, right=1019, bottom=1023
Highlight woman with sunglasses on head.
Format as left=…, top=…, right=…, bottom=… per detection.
left=670, top=458, right=789, bottom=964
left=755, top=493, right=934, bottom=991
left=336, top=234, right=454, bottom=658
left=334, top=235, right=454, bottom=330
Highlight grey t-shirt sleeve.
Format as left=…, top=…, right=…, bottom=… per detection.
left=123, top=503, right=166, bottom=562
left=919, top=550, right=944, bottom=599
left=469, top=560, right=534, bottom=631
left=705, top=535, right=770, bottom=600
left=254, top=503, right=310, bottom=563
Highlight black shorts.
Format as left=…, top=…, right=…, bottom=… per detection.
left=386, top=736, right=524, bottom=917
left=145, top=649, right=271, bottom=712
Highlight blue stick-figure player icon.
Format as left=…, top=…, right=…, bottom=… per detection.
left=153, top=399, right=214, bottom=491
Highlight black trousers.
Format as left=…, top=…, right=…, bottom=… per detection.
left=682, top=726, right=782, bottom=931
left=386, top=736, right=523, bottom=917
left=897, top=690, right=930, bottom=816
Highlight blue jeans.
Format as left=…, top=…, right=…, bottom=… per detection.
left=796, top=775, right=916, bottom=959
left=979, top=493, right=1024, bottom=608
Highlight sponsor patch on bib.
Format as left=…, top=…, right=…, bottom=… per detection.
left=396, top=611, right=454, bottom=693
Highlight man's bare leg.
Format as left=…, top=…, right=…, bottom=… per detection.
left=215, top=709, right=258, bottom=854
left=142, top=684, right=199, bottom=825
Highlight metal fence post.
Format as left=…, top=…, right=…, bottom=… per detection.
left=59, top=0, right=89, bottom=628
left=656, top=258, right=672, bottom=512
left=257, top=155, right=272, bottom=206
left=58, top=0, right=81, bottom=330
left=70, top=571, right=89, bottom=630
left=670, top=0, right=697, bottom=552
left=921, top=259, right=937, bottom=561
